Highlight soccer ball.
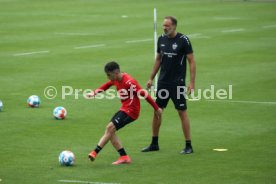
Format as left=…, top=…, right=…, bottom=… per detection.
left=59, top=150, right=75, bottom=166
left=0, top=100, right=3, bottom=111
left=53, top=106, right=67, bottom=120
left=27, top=95, right=40, bottom=107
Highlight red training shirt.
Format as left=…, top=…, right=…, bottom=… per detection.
left=93, top=73, right=159, bottom=120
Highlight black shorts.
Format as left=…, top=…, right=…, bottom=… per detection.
left=111, top=111, right=135, bottom=130
left=155, top=83, right=187, bottom=110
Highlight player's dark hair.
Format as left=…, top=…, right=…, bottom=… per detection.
left=164, top=16, right=177, bottom=26
left=104, top=61, right=120, bottom=73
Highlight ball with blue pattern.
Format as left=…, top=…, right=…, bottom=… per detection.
left=0, top=100, right=3, bottom=111
left=59, top=150, right=75, bottom=166
left=27, top=95, right=40, bottom=108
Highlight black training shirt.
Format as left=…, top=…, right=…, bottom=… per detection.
left=157, top=33, right=193, bottom=86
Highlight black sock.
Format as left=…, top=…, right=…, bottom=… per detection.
left=118, top=148, right=127, bottom=156
left=94, top=145, right=102, bottom=154
left=186, top=140, right=192, bottom=148
left=151, top=136, right=159, bottom=145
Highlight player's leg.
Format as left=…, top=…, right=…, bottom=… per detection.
left=98, top=122, right=117, bottom=148
left=152, top=110, right=162, bottom=137
left=141, top=111, right=162, bottom=152
left=89, top=111, right=121, bottom=161
left=141, top=84, right=169, bottom=152
left=110, top=132, right=122, bottom=150
left=171, top=85, right=193, bottom=154
left=110, top=133, right=131, bottom=164
left=178, top=110, right=191, bottom=140
left=89, top=111, right=134, bottom=162
left=88, top=122, right=116, bottom=161
left=109, top=111, right=134, bottom=164
left=178, top=110, right=193, bottom=154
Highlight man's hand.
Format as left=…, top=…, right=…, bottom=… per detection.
left=154, top=108, right=163, bottom=119
left=146, top=79, right=153, bottom=90
left=187, top=82, right=195, bottom=95
left=86, top=91, right=95, bottom=98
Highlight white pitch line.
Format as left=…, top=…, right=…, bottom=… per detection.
left=195, top=36, right=210, bottom=39
left=55, top=32, right=103, bottom=36
left=214, top=17, right=242, bottom=20
left=13, top=50, right=49, bottom=56
left=187, top=33, right=210, bottom=39
left=207, top=99, right=276, bottom=105
left=58, top=180, right=120, bottom=184
left=262, top=24, right=276, bottom=29
left=221, top=28, right=245, bottom=33
left=187, top=33, right=202, bottom=37
left=74, top=44, right=105, bottom=49
left=125, top=38, right=153, bottom=43
left=188, top=98, right=200, bottom=101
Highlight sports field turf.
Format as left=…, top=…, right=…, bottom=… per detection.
left=0, top=0, right=275, bottom=183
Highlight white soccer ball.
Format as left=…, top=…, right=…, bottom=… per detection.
left=53, top=106, right=67, bottom=120
left=27, top=95, right=40, bottom=107
left=0, top=100, right=3, bottom=111
left=59, top=150, right=75, bottom=166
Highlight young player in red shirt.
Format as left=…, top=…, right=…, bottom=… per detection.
left=87, top=61, right=162, bottom=165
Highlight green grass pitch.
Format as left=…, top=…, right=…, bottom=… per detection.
left=0, top=0, right=275, bottom=183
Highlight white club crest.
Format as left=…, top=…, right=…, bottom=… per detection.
left=172, top=43, right=178, bottom=50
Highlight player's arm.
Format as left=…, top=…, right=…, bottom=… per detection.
left=187, top=53, right=196, bottom=94
left=87, top=81, right=113, bottom=98
left=183, top=35, right=196, bottom=95
left=133, top=81, right=162, bottom=118
left=147, top=53, right=161, bottom=89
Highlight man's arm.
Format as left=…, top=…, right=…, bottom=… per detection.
left=131, top=81, right=162, bottom=119
left=187, top=53, right=196, bottom=94
left=87, top=81, right=113, bottom=98
left=138, top=88, right=162, bottom=119
left=147, top=54, right=161, bottom=89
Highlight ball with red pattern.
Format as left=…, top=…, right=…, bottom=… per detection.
left=53, top=106, right=67, bottom=120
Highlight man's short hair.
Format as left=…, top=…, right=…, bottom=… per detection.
left=164, top=16, right=177, bottom=26
left=104, top=61, right=120, bottom=73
